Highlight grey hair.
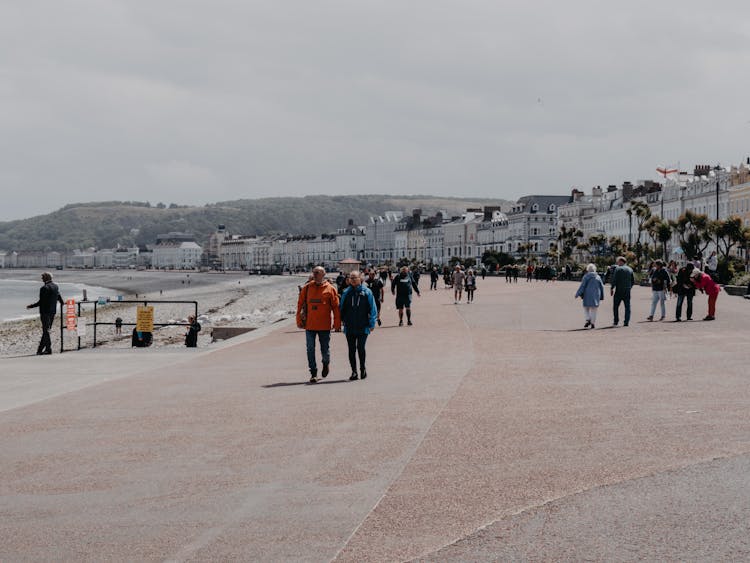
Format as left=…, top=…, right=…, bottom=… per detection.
left=586, top=263, right=597, bottom=273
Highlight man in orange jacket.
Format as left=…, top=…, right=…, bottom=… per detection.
left=297, top=266, right=342, bottom=383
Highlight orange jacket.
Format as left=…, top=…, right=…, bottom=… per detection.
left=296, top=280, right=341, bottom=331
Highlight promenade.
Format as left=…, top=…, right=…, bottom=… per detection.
left=1, top=277, right=749, bottom=561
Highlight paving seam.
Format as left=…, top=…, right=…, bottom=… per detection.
left=330, top=301, right=477, bottom=563
left=409, top=451, right=750, bottom=561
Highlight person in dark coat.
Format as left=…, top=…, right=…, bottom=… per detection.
left=185, top=315, right=201, bottom=347
left=674, top=263, right=695, bottom=321
left=339, top=271, right=377, bottom=380
left=26, top=271, right=64, bottom=355
left=610, top=256, right=634, bottom=327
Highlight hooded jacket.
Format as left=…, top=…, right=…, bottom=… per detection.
left=297, top=280, right=341, bottom=331
left=339, top=284, right=377, bottom=335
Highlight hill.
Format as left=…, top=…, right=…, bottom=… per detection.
left=0, top=195, right=512, bottom=252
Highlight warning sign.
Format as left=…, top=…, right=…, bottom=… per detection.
left=136, top=305, right=154, bottom=332
left=65, top=299, right=77, bottom=331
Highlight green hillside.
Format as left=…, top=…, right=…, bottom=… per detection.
left=0, top=195, right=511, bottom=252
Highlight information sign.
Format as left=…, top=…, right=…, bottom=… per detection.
left=65, top=298, right=77, bottom=331
left=136, top=305, right=154, bottom=332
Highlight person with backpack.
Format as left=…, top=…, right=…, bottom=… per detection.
left=340, top=271, right=377, bottom=381
left=391, top=266, right=421, bottom=325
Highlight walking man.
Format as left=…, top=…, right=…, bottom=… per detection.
left=296, top=266, right=341, bottom=383
left=26, top=271, right=64, bottom=355
left=340, top=271, right=377, bottom=380
left=429, top=267, right=439, bottom=290
left=365, top=268, right=385, bottom=326
left=451, top=265, right=465, bottom=303
left=610, top=256, right=634, bottom=327
left=391, top=266, right=420, bottom=326
left=647, top=260, right=671, bottom=321
left=674, top=263, right=695, bottom=321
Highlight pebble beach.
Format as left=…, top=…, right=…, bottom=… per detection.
left=0, top=269, right=304, bottom=357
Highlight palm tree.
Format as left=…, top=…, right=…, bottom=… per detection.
left=627, top=200, right=651, bottom=269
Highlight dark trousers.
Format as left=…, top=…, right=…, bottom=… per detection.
left=675, top=293, right=693, bottom=320
left=430, top=279, right=437, bottom=290
left=305, top=330, right=330, bottom=373
left=38, top=313, right=55, bottom=353
left=612, top=292, right=631, bottom=325
left=345, top=332, right=368, bottom=373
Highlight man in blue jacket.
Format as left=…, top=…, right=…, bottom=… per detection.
left=27, top=271, right=65, bottom=355
left=340, top=271, right=377, bottom=380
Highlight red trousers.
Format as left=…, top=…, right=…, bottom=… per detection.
left=707, top=293, right=717, bottom=317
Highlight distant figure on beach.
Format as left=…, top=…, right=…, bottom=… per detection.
left=610, top=256, right=634, bottom=327
left=575, top=263, right=605, bottom=329
left=26, top=272, right=64, bottom=355
left=185, top=315, right=201, bottom=347
left=391, top=266, right=420, bottom=326
left=296, top=266, right=341, bottom=384
left=340, top=271, right=377, bottom=381
left=115, top=317, right=123, bottom=336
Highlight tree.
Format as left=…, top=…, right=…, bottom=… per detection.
left=713, top=216, right=750, bottom=283
left=587, top=233, right=607, bottom=259
left=558, top=225, right=583, bottom=263
left=672, top=211, right=713, bottom=261
left=626, top=200, right=651, bottom=269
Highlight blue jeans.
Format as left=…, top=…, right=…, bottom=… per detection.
left=612, top=292, right=630, bottom=325
left=305, top=330, right=330, bottom=374
left=650, top=290, right=666, bottom=319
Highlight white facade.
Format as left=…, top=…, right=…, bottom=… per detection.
left=153, top=241, right=203, bottom=269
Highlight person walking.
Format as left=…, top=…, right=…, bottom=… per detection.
left=296, top=266, right=341, bottom=383
left=26, top=271, right=64, bottom=355
left=451, top=265, right=465, bottom=303
left=340, top=271, right=377, bottom=380
left=610, top=256, right=634, bottom=327
left=575, top=263, right=605, bottom=329
left=647, top=260, right=671, bottom=321
left=391, top=266, right=420, bottom=326
left=526, top=263, right=534, bottom=282
left=185, top=315, right=201, bottom=347
left=429, top=267, right=439, bottom=291
left=365, top=269, right=385, bottom=326
left=674, top=263, right=695, bottom=321
left=505, top=265, right=512, bottom=283
left=690, top=269, right=721, bottom=320
left=465, top=269, right=477, bottom=303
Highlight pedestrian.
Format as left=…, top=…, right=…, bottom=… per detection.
left=647, top=260, right=671, bottom=321
left=451, top=265, right=465, bottom=303
left=26, top=271, right=64, bottom=355
left=673, top=263, right=695, bottom=321
left=690, top=269, right=720, bottom=320
left=391, top=265, right=420, bottom=326
left=505, top=265, right=512, bottom=283
left=610, top=256, right=634, bottom=327
left=575, top=263, right=605, bottom=329
left=465, top=269, right=477, bottom=303
left=411, top=267, right=421, bottom=289
left=705, top=250, right=718, bottom=280
left=365, top=269, right=385, bottom=326
left=340, top=271, right=377, bottom=381
left=185, top=315, right=201, bottom=347
left=526, top=263, right=534, bottom=282
left=481, top=265, right=487, bottom=280
left=430, top=267, right=439, bottom=291
left=115, top=317, right=123, bottom=336
left=513, top=264, right=519, bottom=283
left=296, top=266, right=341, bottom=383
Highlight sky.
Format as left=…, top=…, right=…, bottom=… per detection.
left=2, top=0, right=750, bottom=221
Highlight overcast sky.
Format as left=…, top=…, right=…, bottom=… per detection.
left=2, top=1, right=749, bottom=221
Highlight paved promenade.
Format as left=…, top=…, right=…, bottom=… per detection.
left=1, top=277, right=749, bottom=561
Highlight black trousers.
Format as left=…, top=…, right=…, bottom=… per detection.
left=346, top=332, right=368, bottom=373
left=39, top=313, right=55, bottom=353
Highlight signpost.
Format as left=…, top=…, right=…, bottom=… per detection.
left=65, top=299, right=77, bottom=332
left=136, top=305, right=154, bottom=333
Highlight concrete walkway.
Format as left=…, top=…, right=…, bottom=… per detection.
left=1, top=278, right=749, bottom=561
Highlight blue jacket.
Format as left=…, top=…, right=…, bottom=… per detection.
left=575, top=272, right=605, bottom=307
left=339, top=285, right=377, bottom=335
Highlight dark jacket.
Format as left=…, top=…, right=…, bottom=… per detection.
left=610, top=265, right=634, bottom=294
left=185, top=321, right=201, bottom=347
left=674, top=266, right=696, bottom=296
left=650, top=268, right=671, bottom=292
left=339, top=285, right=377, bottom=335
left=29, top=281, right=64, bottom=315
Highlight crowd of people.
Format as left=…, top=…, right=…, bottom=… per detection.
left=575, top=256, right=721, bottom=329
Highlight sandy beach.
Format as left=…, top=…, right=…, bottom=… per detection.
left=0, top=269, right=305, bottom=357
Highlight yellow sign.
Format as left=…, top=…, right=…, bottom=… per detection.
left=136, top=305, right=154, bottom=332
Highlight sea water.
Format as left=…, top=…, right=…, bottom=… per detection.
left=0, top=279, right=118, bottom=322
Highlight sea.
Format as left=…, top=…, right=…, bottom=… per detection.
left=0, top=279, right=118, bottom=323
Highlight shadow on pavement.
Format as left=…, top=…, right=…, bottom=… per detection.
left=262, top=379, right=351, bottom=388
